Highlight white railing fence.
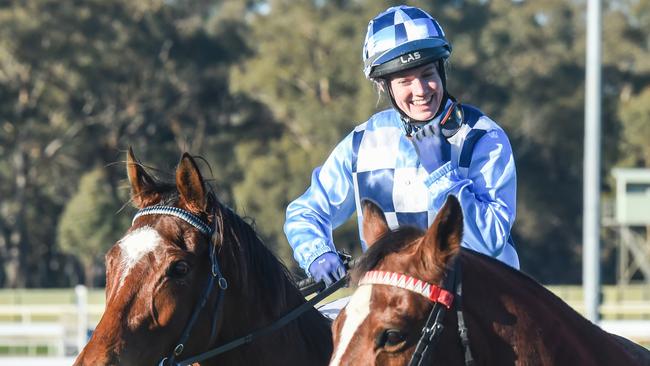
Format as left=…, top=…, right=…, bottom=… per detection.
left=0, top=286, right=104, bottom=357
left=0, top=285, right=648, bottom=358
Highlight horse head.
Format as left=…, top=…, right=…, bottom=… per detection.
left=75, top=149, right=333, bottom=366
left=332, top=195, right=650, bottom=366
left=74, top=149, right=225, bottom=365
left=330, top=196, right=464, bottom=366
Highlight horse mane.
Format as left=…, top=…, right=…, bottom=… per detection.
left=140, top=165, right=331, bottom=356
left=352, top=225, right=534, bottom=291
left=459, top=248, right=576, bottom=311
left=215, top=202, right=298, bottom=311
left=351, top=226, right=424, bottom=282
left=137, top=168, right=299, bottom=313
left=355, top=226, right=598, bottom=331
left=346, top=227, right=650, bottom=364
left=214, top=198, right=333, bottom=358
left=353, top=226, right=531, bottom=286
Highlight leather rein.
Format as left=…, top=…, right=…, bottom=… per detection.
left=131, top=204, right=345, bottom=366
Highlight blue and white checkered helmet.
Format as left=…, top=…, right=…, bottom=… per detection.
left=363, top=5, right=451, bottom=79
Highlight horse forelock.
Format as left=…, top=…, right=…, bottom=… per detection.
left=351, top=226, right=423, bottom=283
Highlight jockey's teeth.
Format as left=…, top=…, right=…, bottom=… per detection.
left=412, top=96, right=431, bottom=105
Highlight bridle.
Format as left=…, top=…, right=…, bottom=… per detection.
left=132, top=203, right=346, bottom=366
left=132, top=204, right=228, bottom=366
left=358, top=258, right=475, bottom=366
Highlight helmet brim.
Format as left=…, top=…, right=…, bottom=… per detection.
left=365, top=38, right=450, bottom=79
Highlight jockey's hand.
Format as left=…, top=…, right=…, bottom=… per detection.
left=410, top=122, right=445, bottom=174
left=308, top=252, right=347, bottom=287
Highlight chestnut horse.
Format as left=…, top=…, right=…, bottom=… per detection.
left=330, top=196, right=650, bottom=365
left=74, top=149, right=332, bottom=365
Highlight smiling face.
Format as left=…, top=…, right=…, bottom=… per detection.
left=387, top=62, right=444, bottom=121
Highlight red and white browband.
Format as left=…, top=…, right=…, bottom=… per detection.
left=359, top=270, right=454, bottom=308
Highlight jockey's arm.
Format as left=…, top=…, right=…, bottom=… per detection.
left=424, top=126, right=519, bottom=269
left=284, top=132, right=356, bottom=273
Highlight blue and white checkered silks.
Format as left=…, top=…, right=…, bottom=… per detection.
left=284, top=101, right=520, bottom=272
left=363, top=5, right=450, bottom=78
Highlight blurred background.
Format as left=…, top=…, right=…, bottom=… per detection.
left=0, top=0, right=648, bottom=362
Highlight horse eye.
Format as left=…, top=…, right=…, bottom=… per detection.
left=168, top=260, right=191, bottom=278
left=378, top=329, right=407, bottom=349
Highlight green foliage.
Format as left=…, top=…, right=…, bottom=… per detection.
left=57, top=168, right=131, bottom=286
left=0, top=0, right=259, bottom=286
left=454, top=0, right=589, bottom=282
left=618, top=86, right=650, bottom=166
left=228, top=0, right=381, bottom=269
left=0, top=0, right=648, bottom=286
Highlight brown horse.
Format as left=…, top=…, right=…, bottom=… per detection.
left=74, top=149, right=332, bottom=366
left=330, top=196, right=650, bottom=365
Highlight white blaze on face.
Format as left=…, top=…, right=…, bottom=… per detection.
left=118, top=227, right=161, bottom=288
left=330, top=285, right=373, bottom=366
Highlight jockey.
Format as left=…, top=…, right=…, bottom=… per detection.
left=285, top=5, right=520, bottom=287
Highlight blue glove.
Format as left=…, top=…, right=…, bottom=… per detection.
left=308, top=252, right=346, bottom=287
left=410, top=122, right=445, bottom=174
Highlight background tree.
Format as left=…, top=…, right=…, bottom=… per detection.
left=444, top=0, right=590, bottom=282
left=229, top=0, right=388, bottom=264
left=57, top=168, right=131, bottom=286
left=0, top=0, right=648, bottom=287
left=0, top=0, right=264, bottom=286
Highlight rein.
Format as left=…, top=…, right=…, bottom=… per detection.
left=358, top=259, right=474, bottom=366
left=133, top=204, right=343, bottom=366
left=174, top=275, right=347, bottom=366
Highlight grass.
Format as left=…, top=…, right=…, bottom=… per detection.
left=0, top=285, right=647, bottom=354
left=1, top=284, right=649, bottom=307
left=0, top=345, right=51, bottom=356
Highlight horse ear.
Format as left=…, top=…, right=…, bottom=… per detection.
left=421, top=195, right=463, bottom=269
left=361, top=200, right=389, bottom=247
left=126, top=147, right=159, bottom=208
left=176, top=153, right=206, bottom=214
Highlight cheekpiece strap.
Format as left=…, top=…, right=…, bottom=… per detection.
left=359, top=270, right=454, bottom=308
left=133, top=206, right=213, bottom=236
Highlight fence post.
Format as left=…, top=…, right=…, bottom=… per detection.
left=75, top=285, right=88, bottom=354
